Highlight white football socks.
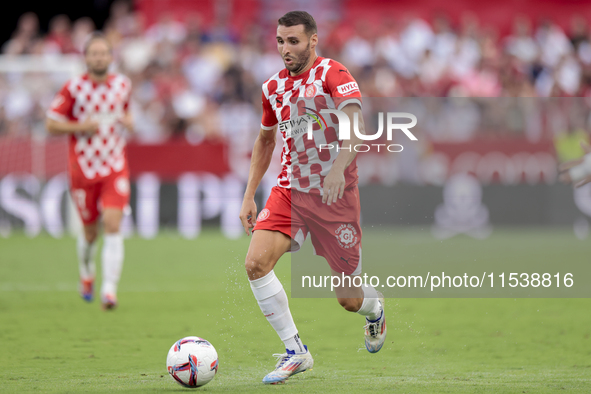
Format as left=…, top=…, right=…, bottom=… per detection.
left=283, top=333, right=305, bottom=354
left=77, top=234, right=97, bottom=280
left=249, top=270, right=305, bottom=354
left=101, top=233, right=124, bottom=296
left=357, top=284, right=382, bottom=321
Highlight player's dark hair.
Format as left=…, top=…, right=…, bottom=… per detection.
left=83, top=32, right=112, bottom=54
left=278, top=11, right=317, bottom=36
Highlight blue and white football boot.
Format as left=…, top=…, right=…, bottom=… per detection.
left=364, top=294, right=387, bottom=353
left=262, top=345, right=314, bottom=384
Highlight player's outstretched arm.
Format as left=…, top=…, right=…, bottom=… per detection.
left=559, top=141, right=591, bottom=187
left=45, top=117, right=99, bottom=135
left=322, top=103, right=364, bottom=205
left=239, top=126, right=277, bottom=235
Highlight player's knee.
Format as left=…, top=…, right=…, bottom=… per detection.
left=338, top=297, right=361, bottom=312
left=84, top=226, right=98, bottom=244
left=103, top=217, right=121, bottom=234
left=244, top=254, right=272, bottom=280
left=85, top=233, right=98, bottom=244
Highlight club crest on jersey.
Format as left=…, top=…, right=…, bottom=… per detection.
left=335, top=224, right=359, bottom=249
left=257, top=208, right=270, bottom=222
left=304, top=84, right=317, bottom=98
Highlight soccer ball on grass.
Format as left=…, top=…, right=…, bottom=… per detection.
left=166, top=336, right=218, bottom=388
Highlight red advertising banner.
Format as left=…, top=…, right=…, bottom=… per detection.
left=430, top=139, right=557, bottom=184
left=0, top=137, right=230, bottom=181
left=0, top=136, right=557, bottom=184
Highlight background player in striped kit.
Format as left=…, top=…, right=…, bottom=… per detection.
left=46, top=33, right=133, bottom=310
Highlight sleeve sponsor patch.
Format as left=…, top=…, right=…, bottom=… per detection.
left=50, top=94, right=65, bottom=110
left=336, top=82, right=360, bottom=96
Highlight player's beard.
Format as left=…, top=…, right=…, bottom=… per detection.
left=88, top=64, right=109, bottom=77
left=285, top=42, right=311, bottom=75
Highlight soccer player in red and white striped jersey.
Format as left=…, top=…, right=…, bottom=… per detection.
left=46, top=33, right=133, bottom=310
left=239, top=11, right=386, bottom=384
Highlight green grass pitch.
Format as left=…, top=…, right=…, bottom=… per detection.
left=1, top=229, right=590, bottom=393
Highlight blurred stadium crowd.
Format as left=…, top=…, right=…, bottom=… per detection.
left=1, top=1, right=591, bottom=142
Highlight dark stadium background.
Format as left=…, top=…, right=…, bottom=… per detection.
left=0, top=0, right=114, bottom=46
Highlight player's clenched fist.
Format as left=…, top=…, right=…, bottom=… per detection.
left=79, top=119, right=100, bottom=134
left=239, top=199, right=258, bottom=236
left=118, top=113, right=134, bottom=132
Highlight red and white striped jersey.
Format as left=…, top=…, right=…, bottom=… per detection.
left=47, top=73, right=132, bottom=180
left=261, top=56, right=362, bottom=195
